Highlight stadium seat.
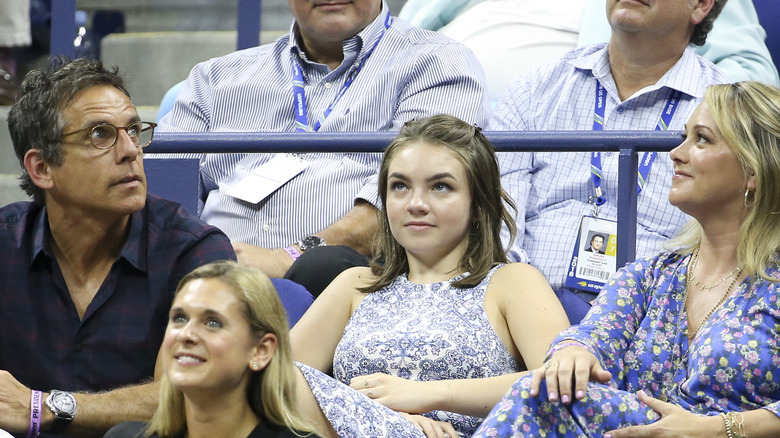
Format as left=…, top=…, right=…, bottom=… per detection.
left=271, top=278, right=315, bottom=327
left=143, top=158, right=200, bottom=215
left=156, top=80, right=186, bottom=122
left=754, top=0, right=780, bottom=69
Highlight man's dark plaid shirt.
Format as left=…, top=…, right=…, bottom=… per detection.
left=0, top=194, right=235, bottom=393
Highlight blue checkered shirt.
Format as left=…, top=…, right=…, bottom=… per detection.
left=0, top=195, right=235, bottom=396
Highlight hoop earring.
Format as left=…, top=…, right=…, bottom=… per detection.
left=744, top=189, right=755, bottom=208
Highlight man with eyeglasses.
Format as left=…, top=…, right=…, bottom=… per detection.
left=0, top=57, right=235, bottom=437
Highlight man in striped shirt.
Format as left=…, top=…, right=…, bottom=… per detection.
left=159, top=0, right=490, bottom=296
left=493, top=0, right=730, bottom=320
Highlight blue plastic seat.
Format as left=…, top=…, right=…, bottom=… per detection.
left=271, top=278, right=315, bottom=327
left=156, top=80, right=186, bottom=123
left=754, top=0, right=780, bottom=69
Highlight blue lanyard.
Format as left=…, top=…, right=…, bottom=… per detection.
left=590, top=81, right=681, bottom=205
left=292, top=13, right=392, bottom=132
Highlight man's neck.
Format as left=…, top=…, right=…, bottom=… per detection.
left=298, top=33, right=345, bottom=71
left=46, top=203, right=131, bottom=319
left=608, top=34, right=688, bottom=101
left=46, top=204, right=130, bottom=276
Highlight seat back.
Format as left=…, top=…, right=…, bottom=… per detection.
left=754, top=0, right=780, bottom=68
left=271, top=278, right=315, bottom=328
left=156, top=80, right=186, bottom=122
left=143, top=158, right=200, bottom=215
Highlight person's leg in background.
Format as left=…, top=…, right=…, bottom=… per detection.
left=0, top=0, right=31, bottom=105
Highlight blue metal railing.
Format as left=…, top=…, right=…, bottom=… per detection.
left=46, top=6, right=682, bottom=272
left=50, top=0, right=263, bottom=57
left=237, top=0, right=262, bottom=50
left=51, top=0, right=77, bottom=58
left=147, top=130, right=682, bottom=267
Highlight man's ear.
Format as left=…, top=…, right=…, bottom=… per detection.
left=24, top=148, right=55, bottom=191
left=691, top=0, right=715, bottom=26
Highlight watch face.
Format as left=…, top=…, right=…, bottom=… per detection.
left=52, top=392, right=77, bottom=415
left=299, top=236, right=326, bottom=252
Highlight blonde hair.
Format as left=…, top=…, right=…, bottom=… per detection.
left=664, top=82, right=780, bottom=282
left=363, top=114, right=517, bottom=293
left=147, top=261, right=316, bottom=437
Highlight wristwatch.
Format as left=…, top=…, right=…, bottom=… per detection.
left=45, top=390, right=77, bottom=433
left=298, top=235, right=327, bottom=253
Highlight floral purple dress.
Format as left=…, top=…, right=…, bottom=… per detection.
left=333, top=265, right=520, bottom=437
left=474, top=252, right=780, bottom=437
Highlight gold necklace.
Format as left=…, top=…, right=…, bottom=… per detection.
left=684, top=248, right=743, bottom=339
left=691, top=266, right=741, bottom=291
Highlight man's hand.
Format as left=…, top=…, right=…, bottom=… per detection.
left=233, top=243, right=294, bottom=278
left=0, top=370, right=34, bottom=434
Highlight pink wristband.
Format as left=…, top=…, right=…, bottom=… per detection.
left=283, top=245, right=302, bottom=261
left=27, top=390, right=42, bottom=438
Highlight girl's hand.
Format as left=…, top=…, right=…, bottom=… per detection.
left=351, top=373, right=440, bottom=413
left=401, top=413, right=459, bottom=438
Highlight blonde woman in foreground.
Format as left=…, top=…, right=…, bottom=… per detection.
left=105, top=261, right=437, bottom=438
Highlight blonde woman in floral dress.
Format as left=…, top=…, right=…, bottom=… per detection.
left=474, top=82, right=780, bottom=438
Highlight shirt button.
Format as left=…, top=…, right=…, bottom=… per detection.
left=262, top=223, right=271, bottom=232
left=617, top=107, right=625, bottom=114
left=324, top=82, right=332, bottom=89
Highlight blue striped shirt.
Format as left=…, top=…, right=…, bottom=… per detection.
left=493, top=44, right=729, bottom=290
left=158, top=2, right=490, bottom=248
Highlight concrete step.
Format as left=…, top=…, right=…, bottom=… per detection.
left=0, top=106, right=17, bottom=174
left=0, top=173, right=26, bottom=207
left=74, top=0, right=405, bottom=33
left=100, top=30, right=285, bottom=106
left=56, top=1, right=405, bottom=106
left=77, top=0, right=294, bottom=33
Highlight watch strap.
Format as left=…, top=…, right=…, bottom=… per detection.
left=48, top=415, right=73, bottom=434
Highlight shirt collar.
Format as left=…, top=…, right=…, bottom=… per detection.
left=30, top=205, right=49, bottom=265
left=30, top=204, right=148, bottom=273
left=571, top=43, right=706, bottom=101
left=121, top=207, right=147, bottom=272
left=288, top=1, right=391, bottom=67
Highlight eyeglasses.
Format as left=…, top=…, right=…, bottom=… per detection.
left=61, top=121, right=157, bottom=150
